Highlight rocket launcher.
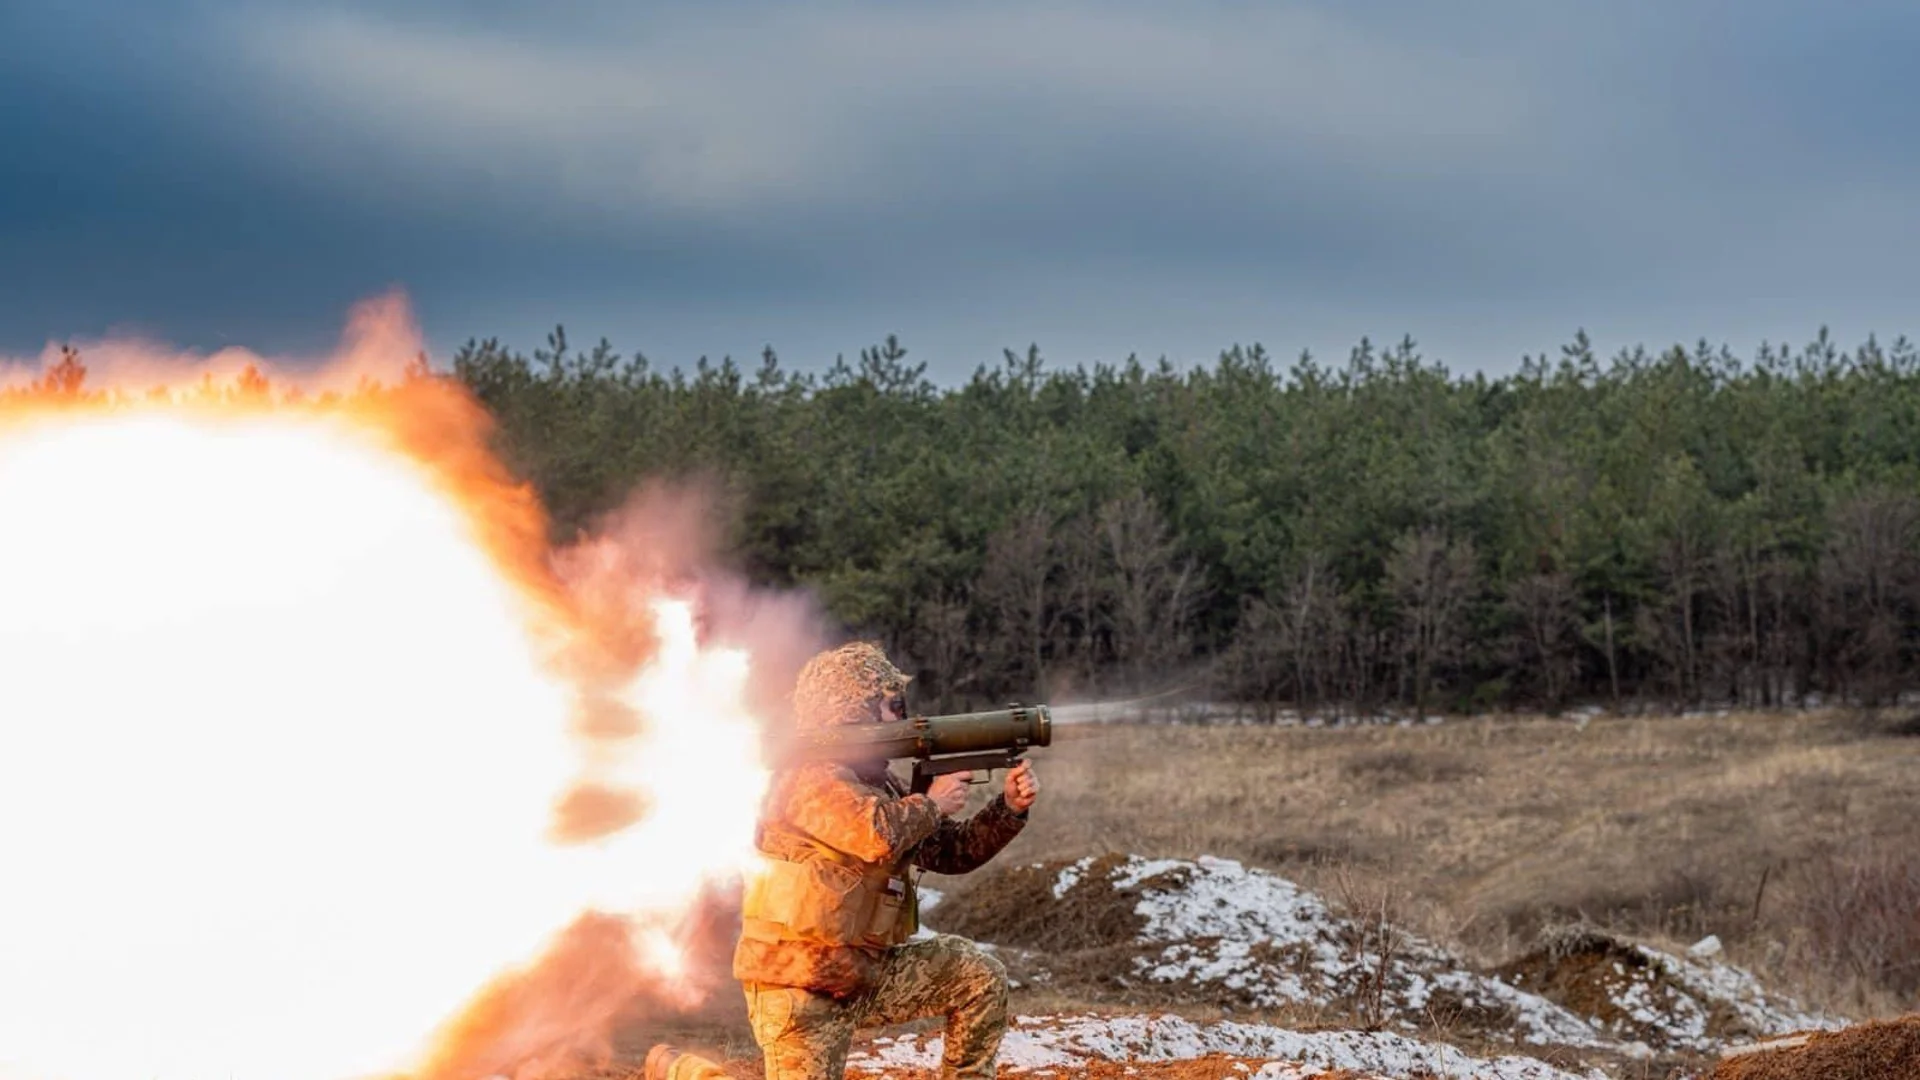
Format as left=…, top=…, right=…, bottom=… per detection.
left=786, top=704, right=1052, bottom=794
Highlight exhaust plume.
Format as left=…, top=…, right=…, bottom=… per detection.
left=0, top=296, right=821, bottom=1080
left=1047, top=683, right=1200, bottom=725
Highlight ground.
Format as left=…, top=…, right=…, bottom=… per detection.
left=604, top=708, right=1920, bottom=1079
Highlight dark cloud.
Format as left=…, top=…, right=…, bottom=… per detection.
left=3, top=2, right=1917, bottom=378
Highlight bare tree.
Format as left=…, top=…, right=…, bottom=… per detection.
left=977, top=508, right=1056, bottom=690
left=1100, top=490, right=1199, bottom=688
left=1505, top=571, right=1579, bottom=709
left=1386, top=528, right=1479, bottom=718
left=1759, top=553, right=1809, bottom=706
left=1226, top=562, right=1343, bottom=715
left=911, top=593, right=975, bottom=710
left=1707, top=522, right=1803, bottom=708
left=1645, top=458, right=1719, bottom=703
left=1341, top=599, right=1392, bottom=718
left=1223, top=595, right=1289, bottom=718
left=1053, top=516, right=1107, bottom=686
left=1280, top=552, right=1348, bottom=710
left=1819, top=490, right=1920, bottom=704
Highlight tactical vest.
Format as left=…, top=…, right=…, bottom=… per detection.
left=738, top=822, right=919, bottom=950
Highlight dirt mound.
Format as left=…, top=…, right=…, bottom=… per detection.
left=1493, top=925, right=1832, bottom=1054
left=933, top=852, right=1155, bottom=953
left=936, top=856, right=1609, bottom=1053
left=1710, top=1015, right=1920, bottom=1079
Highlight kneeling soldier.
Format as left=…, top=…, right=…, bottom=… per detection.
left=649, top=642, right=1038, bottom=1080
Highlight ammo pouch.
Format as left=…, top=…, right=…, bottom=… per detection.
left=741, top=838, right=917, bottom=949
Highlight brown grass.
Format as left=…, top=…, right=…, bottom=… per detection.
left=1780, top=842, right=1920, bottom=1002
left=925, top=709, right=1920, bottom=1020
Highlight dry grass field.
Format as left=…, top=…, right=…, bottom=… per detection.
left=929, top=708, right=1920, bottom=1022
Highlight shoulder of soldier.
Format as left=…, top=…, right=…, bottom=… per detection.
left=771, top=760, right=890, bottom=802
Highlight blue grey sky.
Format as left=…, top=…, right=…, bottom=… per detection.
left=2, top=1, right=1915, bottom=380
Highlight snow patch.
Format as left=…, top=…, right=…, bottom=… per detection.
left=1100, top=855, right=1607, bottom=1048
left=1050, top=856, right=1096, bottom=900
left=1498, top=928, right=1839, bottom=1052
left=847, top=1013, right=1605, bottom=1080
left=908, top=886, right=945, bottom=941
left=1629, top=943, right=1835, bottom=1050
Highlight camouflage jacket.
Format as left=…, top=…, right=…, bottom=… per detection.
left=732, top=760, right=1027, bottom=999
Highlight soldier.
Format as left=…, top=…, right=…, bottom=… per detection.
left=647, top=641, right=1039, bottom=1080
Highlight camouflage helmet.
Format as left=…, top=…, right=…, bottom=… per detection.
left=791, top=641, right=913, bottom=729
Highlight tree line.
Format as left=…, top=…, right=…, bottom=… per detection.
left=25, top=325, right=1920, bottom=716
left=446, top=325, right=1920, bottom=717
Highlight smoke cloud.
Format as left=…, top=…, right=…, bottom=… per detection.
left=0, top=293, right=837, bottom=1080
left=0, top=289, right=427, bottom=394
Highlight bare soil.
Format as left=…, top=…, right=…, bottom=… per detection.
left=1710, top=1014, right=1920, bottom=1080
left=1492, top=926, right=1755, bottom=1051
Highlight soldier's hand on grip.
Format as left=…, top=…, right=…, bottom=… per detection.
left=1005, top=760, right=1038, bottom=813
left=928, top=772, right=972, bottom=816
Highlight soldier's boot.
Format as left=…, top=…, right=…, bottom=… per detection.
left=643, top=1044, right=732, bottom=1080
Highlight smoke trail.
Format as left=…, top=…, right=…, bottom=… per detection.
left=1048, top=683, right=1200, bottom=724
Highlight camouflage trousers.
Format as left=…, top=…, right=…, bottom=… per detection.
left=663, top=934, right=1008, bottom=1080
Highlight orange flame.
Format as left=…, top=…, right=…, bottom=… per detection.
left=0, top=297, right=780, bottom=1080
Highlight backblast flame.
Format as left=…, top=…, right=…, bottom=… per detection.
left=0, top=308, right=777, bottom=1080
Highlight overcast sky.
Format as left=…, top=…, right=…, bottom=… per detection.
left=2, top=2, right=1915, bottom=381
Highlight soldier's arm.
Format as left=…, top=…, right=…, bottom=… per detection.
left=779, top=762, right=944, bottom=865
left=909, top=794, right=1027, bottom=875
